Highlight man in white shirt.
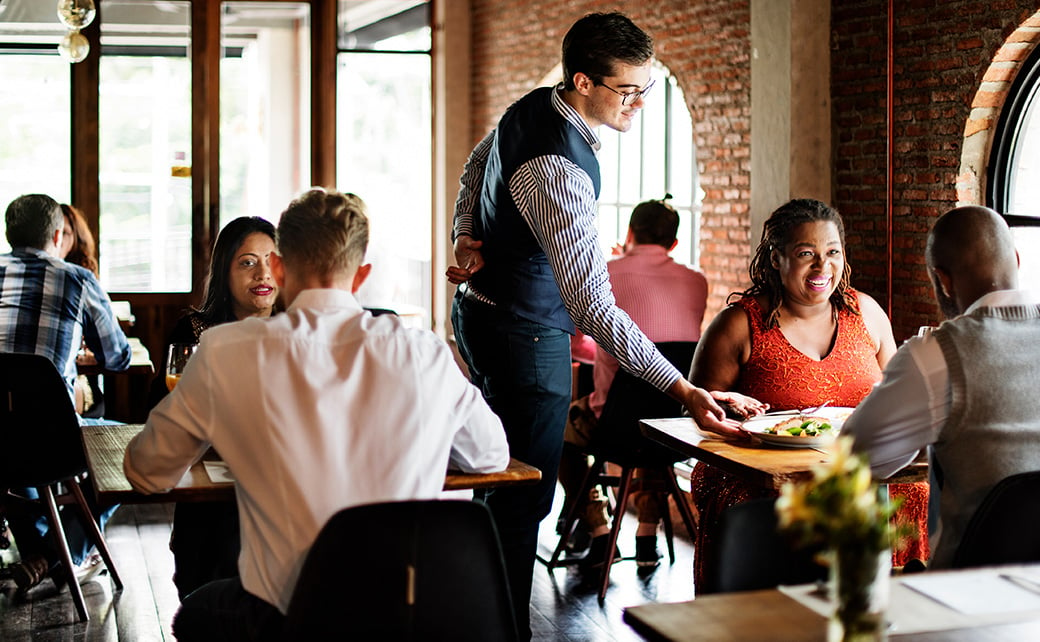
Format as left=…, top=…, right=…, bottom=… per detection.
left=845, top=205, right=1040, bottom=568
left=124, top=188, right=510, bottom=641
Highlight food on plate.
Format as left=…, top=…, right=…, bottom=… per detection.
left=763, top=415, right=835, bottom=437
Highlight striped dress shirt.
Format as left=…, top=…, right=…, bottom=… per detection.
left=0, top=248, right=131, bottom=405
left=453, top=86, right=682, bottom=392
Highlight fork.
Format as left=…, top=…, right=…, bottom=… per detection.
left=765, top=400, right=833, bottom=416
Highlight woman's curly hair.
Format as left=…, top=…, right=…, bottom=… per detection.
left=734, top=198, right=857, bottom=328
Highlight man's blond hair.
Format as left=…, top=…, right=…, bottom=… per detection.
left=276, top=188, right=369, bottom=278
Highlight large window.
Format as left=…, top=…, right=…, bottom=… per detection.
left=0, top=9, right=71, bottom=253
left=988, top=43, right=1040, bottom=290
left=99, top=1, right=192, bottom=291
left=220, top=1, right=311, bottom=229
left=597, top=64, right=700, bottom=267
left=336, top=0, right=430, bottom=321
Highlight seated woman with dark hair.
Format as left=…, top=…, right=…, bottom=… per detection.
left=689, top=198, right=928, bottom=591
left=148, top=216, right=279, bottom=599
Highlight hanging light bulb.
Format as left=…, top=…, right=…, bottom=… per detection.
left=57, top=0, right=96, bottom=31
left=57, top=29, right=90, bottom=63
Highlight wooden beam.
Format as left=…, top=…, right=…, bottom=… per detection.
left=311, top=0, right=337, bottom=189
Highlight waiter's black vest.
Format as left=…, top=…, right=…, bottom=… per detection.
left=470, top=87, right=601, bottom=333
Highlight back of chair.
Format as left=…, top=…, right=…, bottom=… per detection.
left=0, top=352, right=87, bottom=487
left=284, top=499, right=517, bottom=641
left=952, top=470, right=1040, bottom=568
left=704, top=497, right=827, bottom=594
left=594, top=341, right=696, bottom=464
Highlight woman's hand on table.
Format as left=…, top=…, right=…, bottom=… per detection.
left=710, top=391, right=768, bottom=420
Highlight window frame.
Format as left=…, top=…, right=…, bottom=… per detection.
left=987, top=38, right=1040, bottom=226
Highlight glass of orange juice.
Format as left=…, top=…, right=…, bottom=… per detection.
left=166, top=343, right=197, bottom=391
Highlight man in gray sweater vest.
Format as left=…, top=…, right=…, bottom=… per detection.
left=845, top=205, right=1040, bottom=568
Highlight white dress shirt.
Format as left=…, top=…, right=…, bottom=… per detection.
left=847, top=289, right=1040, bottom=477
left=124, top=289, right=509, bottom=613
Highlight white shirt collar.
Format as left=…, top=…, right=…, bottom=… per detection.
left=551, top=84, right=601, bottom=152
left=964, top=288, right=1040, bottom=314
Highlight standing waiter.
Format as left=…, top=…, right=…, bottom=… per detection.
left=447, top=12, right=754, bottom=638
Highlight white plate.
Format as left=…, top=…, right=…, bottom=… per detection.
left=741, top=406, right=855, bottom=448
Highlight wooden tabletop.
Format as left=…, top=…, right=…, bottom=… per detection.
left=625, top=589, right=827, bottom=642
left=82, top=423, right=541, bottom=505
left=640, top=417, right=927, bottom=491
left=624, top=568, right=1040, bottom=641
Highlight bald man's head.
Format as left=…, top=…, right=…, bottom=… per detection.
left=926, top=206, right=1019, bottom=318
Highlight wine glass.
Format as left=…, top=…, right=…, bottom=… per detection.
left=166, top=343, right=197, bottom=391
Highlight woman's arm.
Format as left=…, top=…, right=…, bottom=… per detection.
left=687, top=303, right=767, bottom=421
left=688, top=304, right=751, bottom=391
left=857, top=291, right=897, bottom=369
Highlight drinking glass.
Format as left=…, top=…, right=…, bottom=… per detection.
left=166, top=343, right=197, bottom=391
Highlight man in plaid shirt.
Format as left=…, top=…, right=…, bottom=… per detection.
left=1, top=192, right=130, bottom=593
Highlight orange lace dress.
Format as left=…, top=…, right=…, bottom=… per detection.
left=691, top=294, right=929, bottom=591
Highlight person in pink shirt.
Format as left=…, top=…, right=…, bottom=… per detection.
left=559, top=196, right=708, bottom=572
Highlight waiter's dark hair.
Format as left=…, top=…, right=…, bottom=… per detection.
left=562, top=12, right=653, bottom=91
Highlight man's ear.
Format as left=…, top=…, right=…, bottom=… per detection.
left=668, top=239, right=679, bottom=252
left=573, top=72, right=595, bottom=96
left=352, top=263, right=372, bottom=293
left=271, top=252, right=285, bottom=287
left=932, top=266, right=953, bottom=298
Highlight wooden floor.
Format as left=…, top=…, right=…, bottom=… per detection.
left=0, top=487, right=696, bottom=641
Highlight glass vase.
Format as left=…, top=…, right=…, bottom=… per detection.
left=828, top=547, right=890, bottom=642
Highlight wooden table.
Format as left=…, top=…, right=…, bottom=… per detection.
left=77, top=339, right=155, bottom=423
left=640, top=417, right=927, bottom=490
left=82, top=423, right=541, bottom=505
left=624, top=565, right=1040, bottom=641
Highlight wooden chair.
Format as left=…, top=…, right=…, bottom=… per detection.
left=0, top=352, right=123, bottom=621
left=952, top=470, right=1040, bottom=568
left=544, top=341, right=701, bottom=602
left=284, top=499, right=517, bottom=641
left=703, top=497, right=827, bottom=594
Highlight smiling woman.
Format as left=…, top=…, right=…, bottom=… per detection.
left=685, top=198, right=919, bottom=592
left=145, top=215, right=279, bottom=601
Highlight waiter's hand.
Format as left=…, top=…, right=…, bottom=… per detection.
left=668, top=378, right=747, bottom=440
left=446, top=235, right=485, bottom=284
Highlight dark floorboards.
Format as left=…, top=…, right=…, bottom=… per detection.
left=1, top=486, right=696, bottom=641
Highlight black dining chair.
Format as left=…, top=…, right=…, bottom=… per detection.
left=951, top=470, right=1040, bottom=568
left=702, top=497, right=827, bottom=594
left=0, top=352, right=123, bottom=621
left=283, top=499, right=517, bottom=641
left=543, top=341, right=701, bottom=602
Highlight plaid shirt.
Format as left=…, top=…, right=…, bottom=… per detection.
left=0, top=248, right=131, bottom=403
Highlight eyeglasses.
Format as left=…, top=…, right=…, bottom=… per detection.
left=595, top=78, right=655, bottom=106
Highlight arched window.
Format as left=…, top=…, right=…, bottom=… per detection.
left=987, top=42, right=1040, bottom=290
left=540, top=61, right=701, bottom=267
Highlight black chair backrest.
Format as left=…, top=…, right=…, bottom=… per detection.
left=952, top=470, right=1040, bottom=568
left=0, top=352, right=87, bottom=487
left=704, top=497, right=827, bottom=594
left=594, top=341, right=696, bottom=464
left=284, top=499, right=517, bottom=641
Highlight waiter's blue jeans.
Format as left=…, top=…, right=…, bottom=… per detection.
left=452, top=292, right=571, bottom=641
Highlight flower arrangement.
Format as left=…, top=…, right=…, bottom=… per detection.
left=776, top=435, right=907, bottom=554
left=775, top=435, right=914, bottom=642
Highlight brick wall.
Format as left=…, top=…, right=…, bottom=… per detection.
left=832, top=0, right=1038, bottom=339
left=468, top=0, right=1040, bottom=339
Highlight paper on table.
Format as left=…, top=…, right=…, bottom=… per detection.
left=203, top=461, right=236, bottom=483
left=901, top=571, right=1040, bottom=615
